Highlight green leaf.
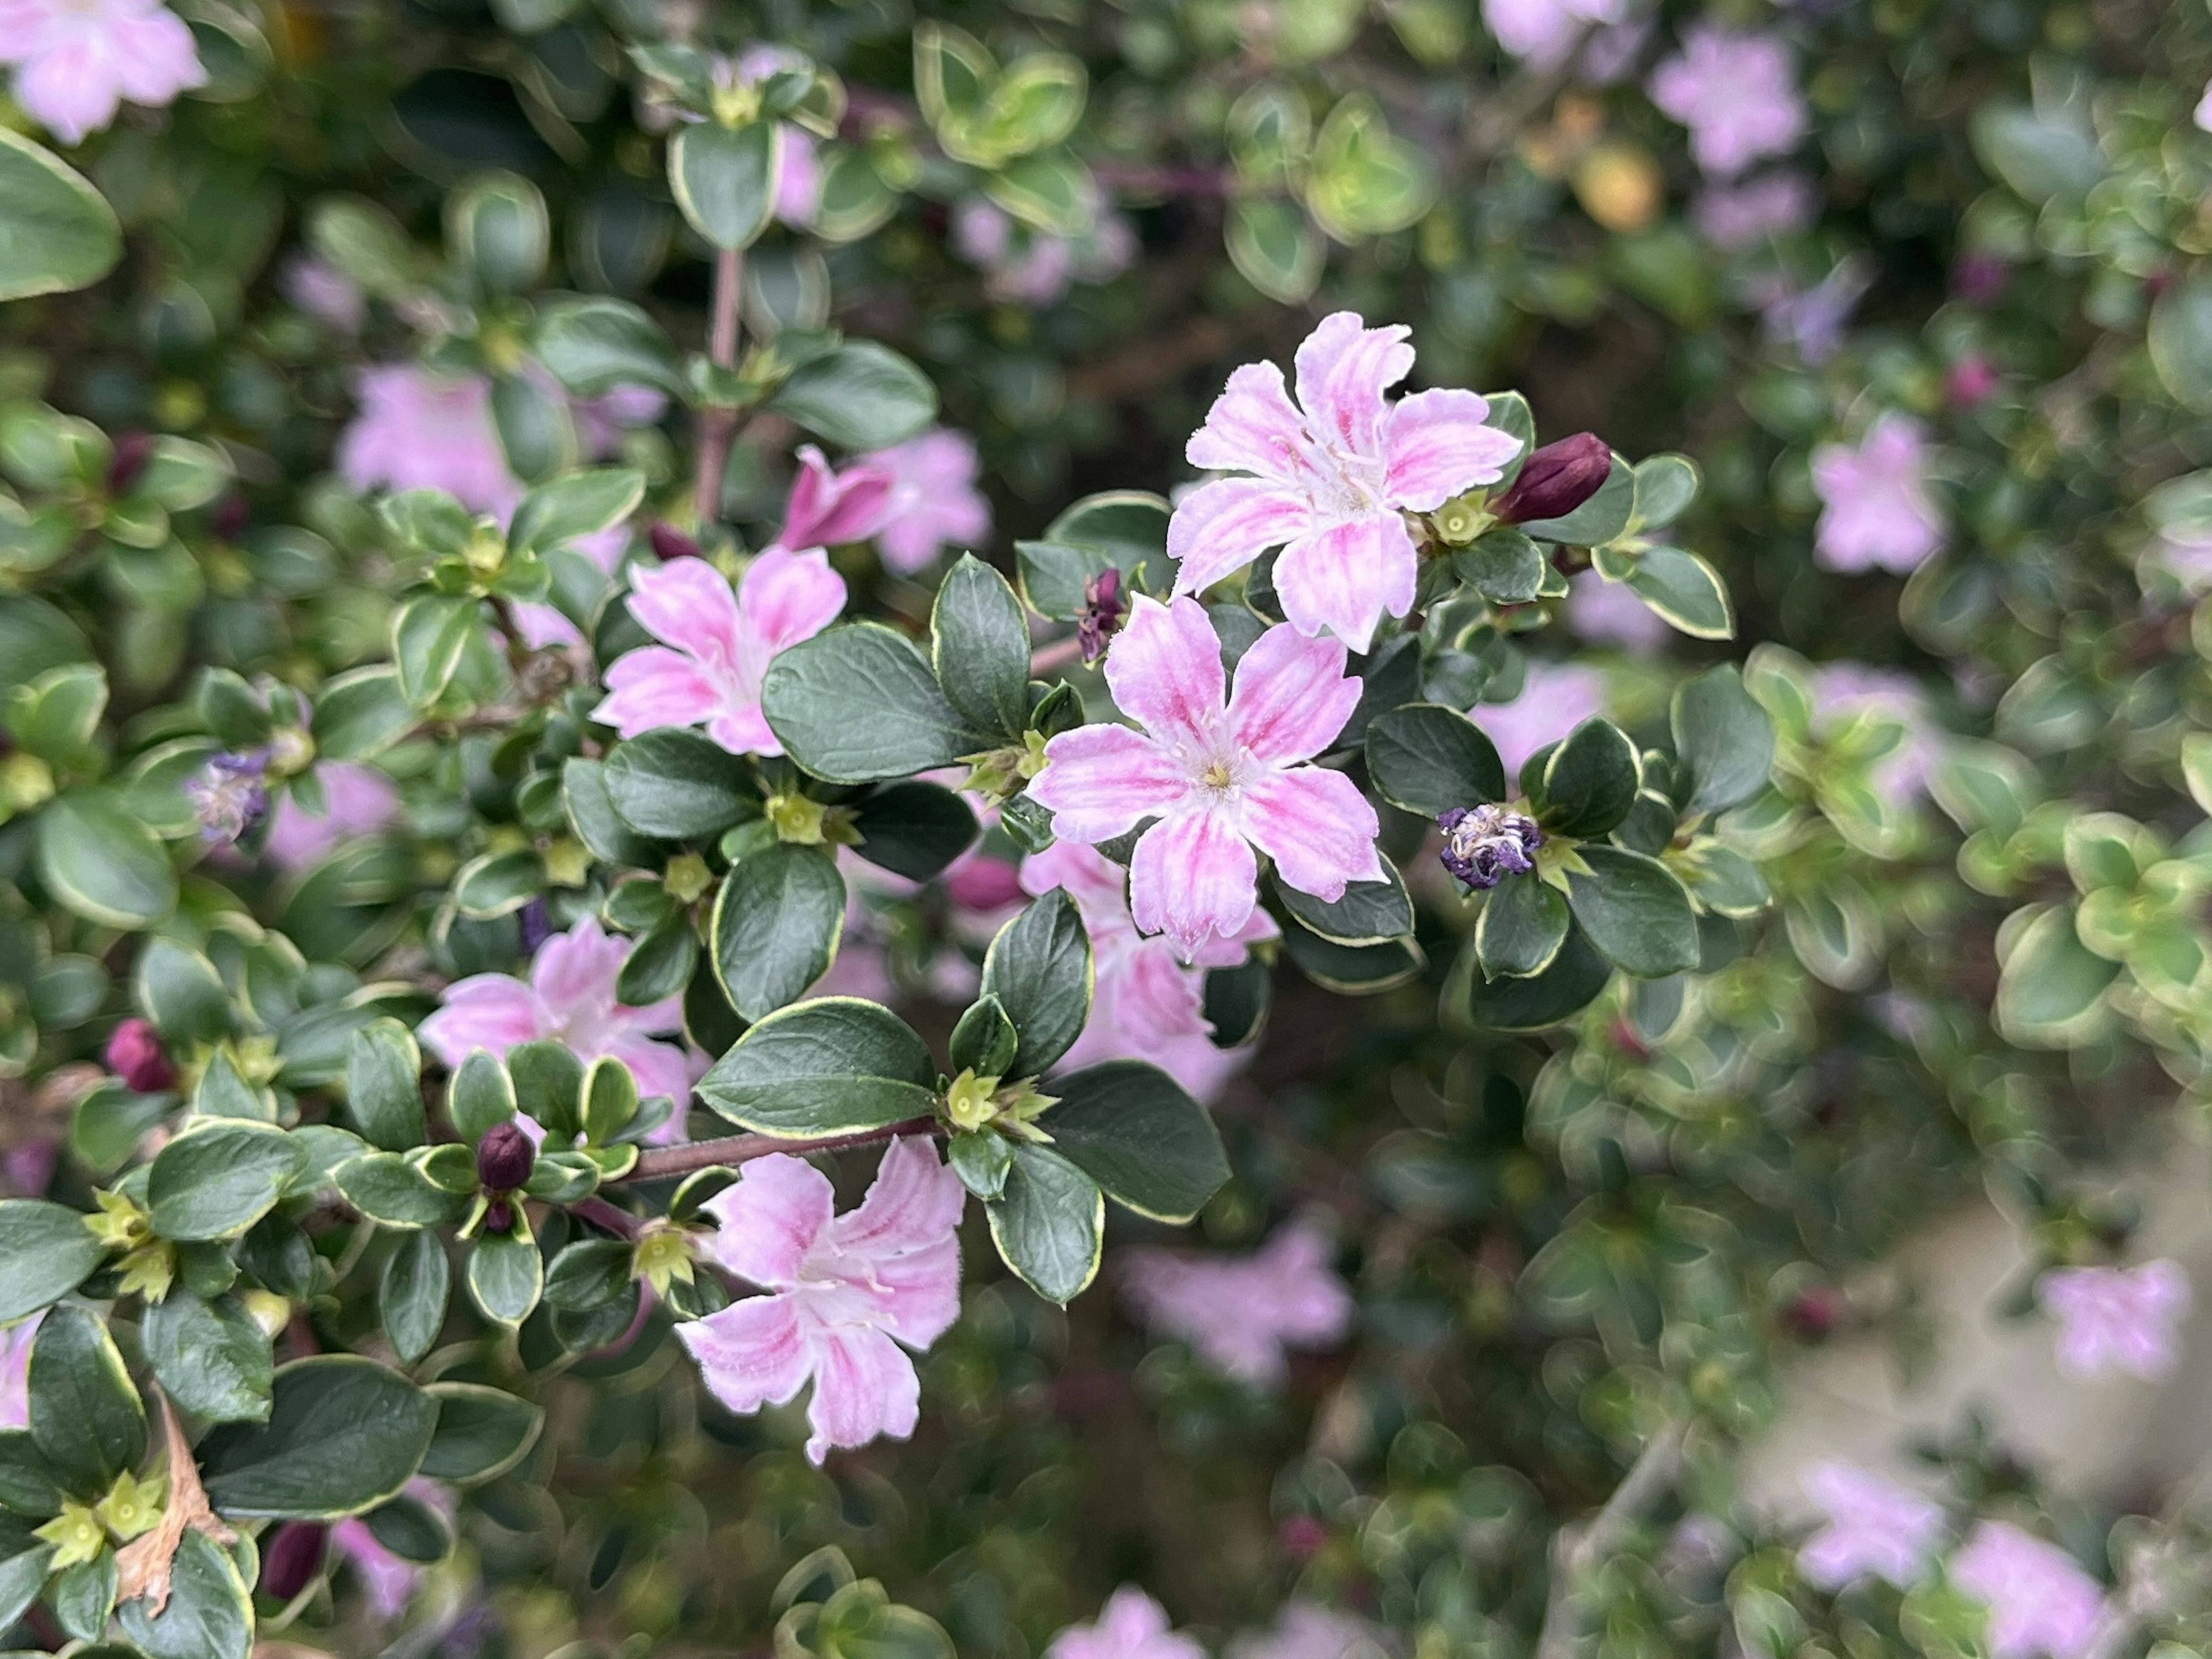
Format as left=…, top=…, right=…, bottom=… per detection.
left=0, top=1200, right=106, bottom=1323
left=694, top=997, right=937, bottom=1136
left=980, top=890, right=1093, bottom=1078
left=1624, top=546, right=1733, bottom=639
left=985, top=1144, right=1103, bottom=1305
left=509, top=1040, right=585, bottom=1142
left=0, top=1528, right=51, bottom=1629
left=1628, top=454, right=1700, bottom=530
left=762, top=623, right=978, bottom=783
left=1564, top=846, right=1700, bottom=978
left=1995, top=903, right=2120, bottom=1048
left=418, top=1382, right=544, bottom=1484
left=850, top=782, right=979, bottom=882
left=1034, top=1061, right=1228, bottom=1223
left=2150, top=276, right=2212, bottom=413
left=453, top=849, right=543, bottom=919
left=446, top=171, right=548, bottom=294
left=1279, top=918, right=1425, bottom=995
left=312, top=666, right=416, bottom=762
left=149, top=1120, right=309, bottom=1242
left=981, top=151, right=1096, bottom=236
left=671, top=120, right=781, bottom=251
left=345, top=1018, right=426, bottom=1152
left=468, top=1225, right=543, bottom=1325
left=391, top=593, right=477, bottom=708
left=1017, top=491, right=1174, bottom=620
left=199, top=1356, right=438, bottom=1519
left=1303, top=94, right=1434, bottom=239
left=51, top=1552, right=115, bottom=1643
left=581, top=1055, right=639, bottom=1142
left=491, top=372, right=576, bottom=482
left=1475, top=875, right=1569, bottom=979
left=1452, top=922, right=1613, bottom=1031
left=616, top=916, right=699, bottom=1009
left=193, top=1050, right=273, bottom=1123
left=1452, top=531, right=1545, bottom=605
left=603, top=727, right=762, bottom=838
left=0, top=130, right=122, bottom=300
left=449, top=1049, right=516, bottom=1142
left=1538, top=719, right=1641, bottom=837
left=1366, top=704, right=1506, bottom=816
left=141, top=1291, right=272, bottom=1424
left=363, top=1494, right=453, bottom=1563
left=333, top=1153, right=469, bottom=1229
left=509, top=468, right=645, bottom=558
left=135, top=940, right=231, bottom=1046
left=767, top=342, right=938, bottom=451
left=564, top=756, right=664, bottom=867
left=710, top=843, right=846, bottom=1022
left=544, top=1239, right=631, bottom=1311
left=1670, top=666, right=1773, bottom=816
left=931, top=555, right=1032, bottom=740
left=1225, top=199, right=1323, bottom=305
left=381, top=1230, right=450, bottom=1366
left=535, top=297, right=685, bottom=398
left=1969, top=103, right=2105, bottom=206
left=948, top=1130, right=1013, bottom=1201
left=118, top=1531, right=252, bottom=1659
left=29, top=1304, right=144, bottom=1497
left=0, top=1431, right=64, bottom=1515
left=37, top=791, right=177, bottom=929
left=949, top=995, right=1020, bottom=1078
left=1274, top=857, right=1413, bottom=945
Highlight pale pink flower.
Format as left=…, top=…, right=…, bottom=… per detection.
left=339, top=366, right=520, bottom=517
left=952, top=200, right=1134, bottom=306
left=1810, top=413, right=1945, bottom=575
left=1810, top=663, right=1937, bottom=798
left=418, top=916, right=694, bottom=1116
left=1647, top=26, right=1808, bottom=179
left=1119, top=1222, right=1353, bottom=1385
left=1476, top=661, right=1609, bottom=779
left=2198, top=79, right=2212, bottom=133
left=777, top=446, right=895, bottom=552
left=264, top=763, right=401, bottom=872
left=1229, top=1602, right=1389, bottom=1659
left=1566, top=571, right=1668, bottom=653
left=1796, top=1461, right=1944, bottom=1589
left=1482, top=0, right=1626, bottom=68
left=0, top=1311, right=41, bottom=1431
left=592, top=550, right=846, bottom=755
left=677, top=1137, right=964, bottom=1463
left=281, top=256, right=366, bottom=334
left=1028, top=596, right=1382, bottom=961
left=1948, top=1522, right=2107, bottom=1659
left=1048, top=1588, right=1205, bottom=1659
left=1169, top=312, right=1523, bottom=651
left=1758, top=256, right=1873, bottom=365
left=865, top=429, right=991, bottom=574
left=2037, top=1260, right=2191, bottom=1382
left=0, top=0, right=204, bottom=146
left=1693, top=171, right=1816, bottom=251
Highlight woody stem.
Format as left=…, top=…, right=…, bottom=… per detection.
left=691, top=246, right=745, bottom=525
left=620, top=1116, right=942, bottom=1184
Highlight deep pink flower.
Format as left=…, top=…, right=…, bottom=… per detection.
left=264, top=763, right=401, bottom=872
left=865, top=429, right=992, bottom=574
left=777, top=446, right=896, bottom=552
left=2037, top=1260, right=2191, bottom=1382
left=1796, top=1461, right=1944, bottom=1589
left=105, top=1017, right=177, bottom=1093
left=1119, top=1222, right=1353, bottom=1385
left=0, top=0, right=204, bottom=146
left=1948, top=1522, right=2107, bottom=1659
left=1028, top=596, right=1382, bottom=960
left=1566, top=571, right=1668, bottom=653
left=1692, top=171, right=1816, bottom=251
left=1021, top=840, right=1275, bottom=1103
left=1169, top=313, right=1522, bottom=651
left=0, top=1310, right=41, bottom=1431
left=1810, top=414, right=1945, bottom=575
left=592, top=550, right=846, bottom=755
left=418, top=917, right=694, bottom=1119
left=676, top=1137, right=964, bottom=1463
left=1648, top=27, right=1807, bottom=179
left=1476, top=661, right=1609, bottom=779
left=1482, top=0, right=1626, bottom=67
left=1048, top=1588, right=1205, bottom=1659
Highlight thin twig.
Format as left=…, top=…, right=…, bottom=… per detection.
left=567, top=1194, right=641, bottom=1240
left=692, top=246, right=745, bottom=525
left=1533, top=1419, right=1688, bottom=1659
left=1029, top=635, right=1086, bottom=676
left=625, top=1117, right=940, bottom=1183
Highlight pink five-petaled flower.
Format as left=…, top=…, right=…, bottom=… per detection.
left=1647, top=26, right=1808, bottom=180
left=1119, top=1222, right=1354, bottom=1385
left=1809, top=413, right=1945, bottom=575
left=1047, top=1588, right=1205, bottom=1659
left=418, top=917, right=694, bottom=1120
left=0, top=0, right=205, bottom=147
left=676, top=1137, right=964, bottom=1464
left=865, top=429, right=993, bottom=575
left=1027, top=596, right=1382, bottom=961
left=2036, top=1259, right=2192, bottom=1382
left=777, top=445, right=896, bottom=552
left=592, top=550, right=846, bottom=756
left=1168, top=312, right=1524, bottom=652
left=1796, top=1461, right=1944, bottom=1590
left=1948, top=1522, right=2108, bottom=1659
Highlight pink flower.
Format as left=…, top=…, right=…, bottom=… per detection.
left=1229, top=1602, right=1388, bottom=1659
left=1566, top=571, right=1668, bottom=653
left=1482, top=0, right=1626, bottom=68
left=1692, top=171, right=1816, bottom=251
left=1048, top=1588, right=1205, bottom=1659
left=570, top=384, right=669, bottom=457
left=1810, top=663, right=1936, bottom=798
left=1796, top=1461, right=1944, bottom=1589
left=592, top=550, right=846, bottom=755
left=0, top=0, right=205, bottom=146
left=1948, top=1522, right=2107, bottom=1659
left=1028, top=596, right=1382, bottom=961
left=1119, top=1222, right=1353, bottom=1385
left=1758, top=256, right=1872, bottom=365
left=281, top=256, right=365, bottom=334
left=339, top=366, right=521, bottom=517
left=1021, top=840, right=1275, bottom=1103
left=1169, top=312, right=1522, bottom=650
left=1647, top=27, right=1808, bottom=179
left=1476, top=661, right=1609, bottom=779
left=865, top=429, right=992, bottom=575
left=2037, top=1260, right=2191, bottom=1382
left=778, top=446, right=895, bottom=552
left=2198, top=79, right=2212, bottom=133
left=676, top=1137, right=964, bottom=1463
left=418, top=916, right=694, bottom=1118
left=330, top=1518, right=421, bottom=1620
left=952, top=200, right=1134, bottom=305
left=1810, top=414, right=1945, bottom=575
left=264, top=763, right=400, bottom=872
left=0, top=1311, right=41, bottom=1431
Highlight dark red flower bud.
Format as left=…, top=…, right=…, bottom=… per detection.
left=1491, top=433, right=1612, bottom=525
left=484, top=1199, right=516, bottom=1235
left=105, top=1018, right=177, bottom=1094
left=1278, top=1514, right=1329, bottom=1560
left=1781, top=1286, right=1844, bottom=1341
left=1077, top=566, right=1126, bottom=664
left=649, top=522, right=703, bottom=562
left=259, top=1522, right=329, bottom=1600
left=475, top=1122, right=535, bottom=1192
left=108, top=431, right=154, bottom=495
left=210, top=494, right=251, bottom=543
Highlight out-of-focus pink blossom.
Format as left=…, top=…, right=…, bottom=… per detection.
left=1566, top=571, right=1668, bottom=653
left=1810, top=413, right=1945, bottom=575
left=592, top=550, right=846, bottom=755
left=1168, top=312, right=1522, bottom=650
left=1948, top=1522, right=2107, bottom=1659
left=1756, top=256, right=1872, bottom=365
left=677, top=1137, right=964, bottom=1463
left=2037, top=1259, right=2191, bottom=1382
left=1947, top=357, right=1999, bottom=407
left=952, top=199, right=1137, bottom=305
left=330, top=1517, right=421, bottom=1622
left=2196, top=80, right=2212, bottom=133
left=1796, top=1461, right=1944, bottom=1589
left=1048, top=1588, right=1205, bottom=1659
left=777, top=446, right=896, bottom=552
left=1481, top=0, right=1626, bottom=69
left=865, top=429, right=992, bottom=574
left=418, top=916, right=695, bottom=1124
left=0, top=0, right=205, bottom=146
left=1120, top=1222, right=1353, bottom=1385
left=1693, top=171, right=1816, bottom=251
left=1809, top=662, right=1937, bottom=798
left=264, top=763, right=401, bottom=872
left=105, top=1017, right=177, bottom=1093
left=1476, top=661, right=1609, bottom=779
left=1029, top=597, right=1381, bottom=960
left=0, top=1310, right=41, bottom=1430
left=1228, top=1601, right=1389, bottom=1659
left=571, top=384, right=669, bottom=456
left=1648, top=27, right=1808, bottom=179
left=1953, top=253, right=2011, bottom=306
left=339, top=366, right=520, bottom=517
left=282, top=256, right=366, bottom=334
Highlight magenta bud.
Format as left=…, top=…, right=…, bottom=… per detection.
left=475, top=1122, right=535, bottom=1192
left=259, top=1522, right=329, bottom=1600
left=649, top=522, right=702, bottom=562
left=105, top=1018, right=177, bottom=1094
left=1491, top=433, right=1612, bottom=525
left=108, top=431, right=154, bottom=495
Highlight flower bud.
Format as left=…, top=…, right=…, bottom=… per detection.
left=259, top=1522, right=329, bottom=1600
left=108, top=430, right=153, bottom=495
left=105, top=1018, right=177, bottom=1094
left=483, top=1198, right=516, bottom=1235
left=650, top=522, right=703, bottom=562
left=476, top=1121, right=536, bottom=1192
left=1491, top=433, right=1612, bottom=525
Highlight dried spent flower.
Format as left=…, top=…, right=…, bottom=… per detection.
left=1438, top=804, right=1543, bottom=889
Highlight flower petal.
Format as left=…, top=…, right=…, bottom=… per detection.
left=736, top=546, right=848, bottom=656
left=590, top=648, right=725, bottom=740
left=418, top=979, right=542, bottom=1067
left=700, top=1153, right=835, bottom=1288
left=1225, top=623, right=1359, bottom=766
left=804, top=1326, right=920, bottom=1463
left=1020, top=840, right=1132, bottom=919
left=1272, top=514, right=1419, bottom=653
left=1381, top=388, right=1521, bottom=510
left=833, top=1136, right=968, bottom=1260
left=603, top=1035, right=694, bottom=1116
left=1104, top=595, right=1229, bottom=746
left=1241, top=768, right=1383, bottom=903
left=1031, top=725, right=1190, bottom=843
left=1293, top=312, right=1412, bottom=463
left=706, top=702, right=781, bottom=757
left=678, top=1293, right=814, bottom=1415
left=1128, top=806, right=1258, bottom=961
left=1186, top=361, right=1321, bottom=483
left=1166, top=477, right=1323, bottom=596
left=627, top=555, right=745, bottom=664
left=531, top=916, right=627, bottom=1014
